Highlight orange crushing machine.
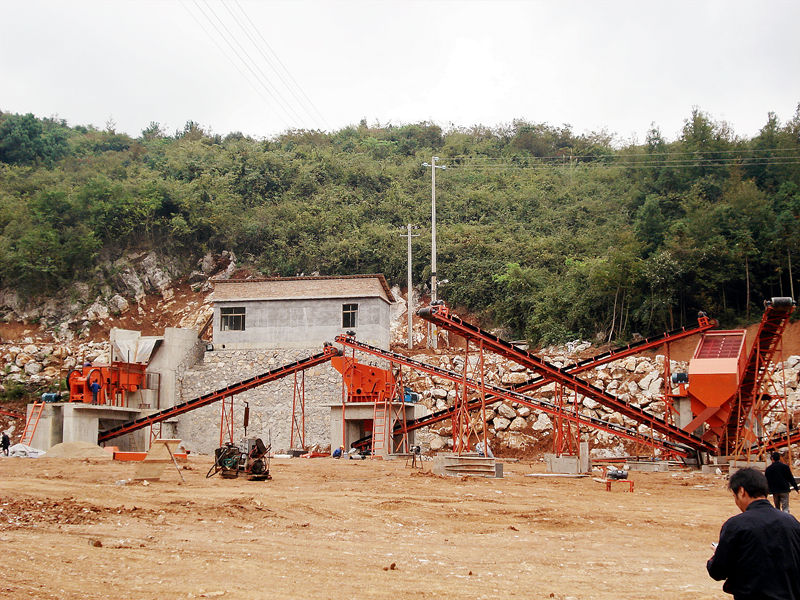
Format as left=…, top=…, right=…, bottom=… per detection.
left=67, top=362, right=148, bottom=407
left=330, top=355, right=396, bottom=403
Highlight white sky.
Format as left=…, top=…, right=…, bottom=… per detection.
left=2, top=0, right=799, bottom=143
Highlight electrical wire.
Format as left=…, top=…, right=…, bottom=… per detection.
left=447, top=158, right=800, bottom=171
left=220, top=1, right=315, bottom=127
left=231, top=0, right=329, bottom=131
left=179, top=0, right=291, bottom=131
left=451, top=156, right=800, bottom=166
left=447, top=147, right=800, bottom=162
left=199, top=0, right=306, bottom=127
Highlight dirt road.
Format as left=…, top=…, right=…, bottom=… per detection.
left=0, top=455, right=736, bottom=599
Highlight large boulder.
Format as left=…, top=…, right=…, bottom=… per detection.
left=509, top=416, right=528, bottom=431
left=496, top=403, right=517, bottom=419
left=583, top=398, right=600, bottom=410
left=501, top=371, right=529, bottom=385
left=429, top=436, right=447, bottom=451
left=493, top=417, right=511, bottom=431
left=24, top=361, right=42, bottom=375
left=531, top=412, right=551, bottom=431
left=14, top=353, right=33, bottom=368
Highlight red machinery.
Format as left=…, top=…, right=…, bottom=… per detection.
left=681, top=296, right=796, bottom=456
left=330, top=354, right=410, bottom=455
left=414, top=297, right=794, bottom=460
left=330, top=355, right=396, bottom=403
left=98, top=345, right=341, bottom=444
left=682, top=330, right=748, bottom=439
left=67, top=362, right=148, bottom=407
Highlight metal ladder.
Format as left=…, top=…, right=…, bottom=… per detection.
left=20, top=401, right=45, bottom=446
left=371, top=392, right=388, bottom=457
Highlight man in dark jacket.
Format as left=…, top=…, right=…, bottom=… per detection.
left=766, top=452, right=800, bottom=513
left=708, top=467, right=800, bottom=599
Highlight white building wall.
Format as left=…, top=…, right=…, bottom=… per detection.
left=213, top=296, right=390, bottom=350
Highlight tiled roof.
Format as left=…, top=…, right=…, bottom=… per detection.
left=211, top=274, right=395, bottom=303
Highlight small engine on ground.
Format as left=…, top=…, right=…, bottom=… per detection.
left=606, top=468, right=628, bottom=480
left=207, top=437, right=272, bottom=481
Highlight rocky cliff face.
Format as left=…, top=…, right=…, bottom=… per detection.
left=0, top=249, right=235, bottom=342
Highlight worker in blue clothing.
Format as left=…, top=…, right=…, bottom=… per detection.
left=89, top=381, right=101, bottom=405
left=766, top=451, right=800, bottom=513
left=707, top=467, right=800, bottom=599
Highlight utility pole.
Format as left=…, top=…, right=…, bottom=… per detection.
left=399, top=224, right=419, bottom=349
left=422, top=156, right=446, bottom=348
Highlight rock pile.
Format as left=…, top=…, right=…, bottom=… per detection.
left=402, top=349, right=800, bottom=457
left=0, top=338, right=110, bottom=392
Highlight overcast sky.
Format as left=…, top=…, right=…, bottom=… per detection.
left=2, top=0, right=799, bottom=143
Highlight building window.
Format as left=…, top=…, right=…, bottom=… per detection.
left=220, top=307, right=246, bottom=331
left=342, top=303, right=358, bottom=328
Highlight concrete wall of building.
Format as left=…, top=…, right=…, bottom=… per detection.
left=146, top=327, right=205, bottom=409
left=212, top=297, right=391, bottom=350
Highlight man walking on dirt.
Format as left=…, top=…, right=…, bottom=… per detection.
left=766, top=451, right=799, bottom=513
left=1, top=431, right=9, bottom=456
left=707, top=467, right=800, bottom=599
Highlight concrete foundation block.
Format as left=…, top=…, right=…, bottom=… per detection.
left=432, top=453, right=502, bottom=478
left=545, top=454, right=581, bottom=474
left=626, top=461, right=669, bottom=472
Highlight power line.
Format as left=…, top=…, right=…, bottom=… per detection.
left=446, top=147, right=800, bottom=162
left=447, top=157, right=800, bottom=171
left=220, top=0, right=317, bottom=127
left=198, top=0, right=306, bottom=127
left=179, top=0, right=291, bottom=131
left=231, top=0, right=329, bottom=131
left=452, top=156, right=800, bottom=166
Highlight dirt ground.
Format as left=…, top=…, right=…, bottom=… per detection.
left=0, top=454, right=744, bottom=600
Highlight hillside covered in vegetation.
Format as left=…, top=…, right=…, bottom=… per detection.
left=1, top=107, right=799, bottom=344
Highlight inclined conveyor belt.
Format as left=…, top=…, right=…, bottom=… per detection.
left=505, top=316, right=716, bottom=397
left=724, top=298, right=796, bottom=449
left=417, top=304, right=715, bottom=453
left=335, top=335, right=698, bottom=456
left=347, top=318, right=714, bottom=451
left=98, top=345, right=340, bottom=443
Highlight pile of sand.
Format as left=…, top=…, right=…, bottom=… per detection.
left=43, top=441, right=113, bottom=459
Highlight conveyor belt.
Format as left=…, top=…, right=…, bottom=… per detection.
left=756, top=425, right=800, bottom=454
left=353, top=316, right=714, bottom=450
left=724, top=297, right=795, bottom=453
left=506, top=316, right=716, bottom=396
left=417, top=304, right=715, bottom=453
left=335, top=335, right=697, bottom=457
left=98, top=345, right=340, bottom=443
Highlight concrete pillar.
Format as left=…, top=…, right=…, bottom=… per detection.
left=147, top=327, right=204, bottom=410
left=675, top=397, right=694, bottom=430
left=579, top=441, right=590, bottom=473
left=62, top=404, right=100, bottom=445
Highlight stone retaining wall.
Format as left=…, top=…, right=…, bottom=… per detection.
left=176, top=348, right=346, bottom=455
